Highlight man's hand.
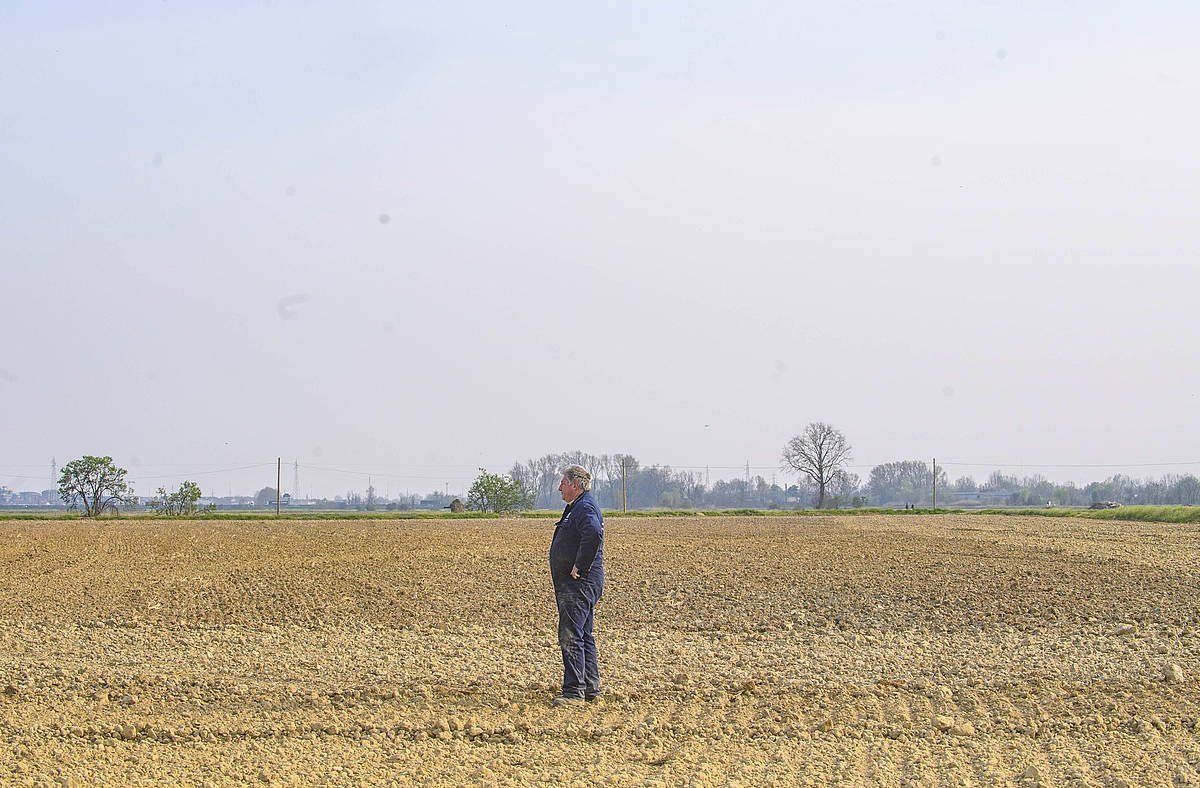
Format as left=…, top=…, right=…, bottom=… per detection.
left=570, top=565, right=580, bottom=580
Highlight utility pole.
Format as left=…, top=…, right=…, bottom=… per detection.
left=293, top=460, right=300, bottom=500
left=621, top=458, right=628, bottom=513
left=276, top=457, right=281, bottom=516
left=932, top=457, right=937, bottom=509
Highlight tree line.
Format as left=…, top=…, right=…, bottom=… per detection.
left=937, top=470, right=1200, bottom=508
left=47, top=434, right=1200, bottom=517
left=495, top=423, right=1200, bottom=511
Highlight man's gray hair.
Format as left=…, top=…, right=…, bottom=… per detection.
left=561, top=464, right=592, bottom=492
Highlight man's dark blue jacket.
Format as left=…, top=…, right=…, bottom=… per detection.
left=549, top=490, right=604, bottom=587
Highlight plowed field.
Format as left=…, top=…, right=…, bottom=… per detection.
left=2, top=514, right=1199, bottom=786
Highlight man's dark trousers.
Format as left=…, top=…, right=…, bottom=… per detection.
left=555, top=573, right=603, bottom=698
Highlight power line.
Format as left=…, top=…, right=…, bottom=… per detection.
left=128, top=462, right=276, bottom=481
left=9, top=456, right=1200, bottom=500
left=2, top=462, right=276, bottom=495
left=286, top=462, right=484, bottom=468
left=9, top=458, right=1200, bottom=474
left=2, top=463, right=272, bottom=469
left=305, top=464, right=476, bottom=482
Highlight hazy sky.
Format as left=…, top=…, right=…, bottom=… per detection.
left=2, top=2, right=1198, bottom=497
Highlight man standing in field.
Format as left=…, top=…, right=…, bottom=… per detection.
left=548, top=465, right=605, bottom=706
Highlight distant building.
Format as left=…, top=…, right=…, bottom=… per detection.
left=267, top=493, right=318, bottom=507
left=213, top=496, right=255, bottom=507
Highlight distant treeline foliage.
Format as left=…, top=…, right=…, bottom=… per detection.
left=508, top=451, right=1200, bottom=509
left=941, top=471, right=1200, bottom=507
left=509, top=451, right=817, bottom=510
left=16, top=453, right=1200, bottom=514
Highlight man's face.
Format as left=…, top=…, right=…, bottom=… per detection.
left=559, top=475, right=581, bottom=503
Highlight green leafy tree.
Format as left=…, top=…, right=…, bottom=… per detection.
left=867, top=460, right=946, bottom=506
left=153, top=480, right=202, bottom=516
left=467, top=468, right=532, bottom=513
left=57, top=456, right=137, bottom=517
left=255, top=487, right=278, bottom=508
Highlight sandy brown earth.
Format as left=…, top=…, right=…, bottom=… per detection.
left=1, top=514, right=1199, bottom=786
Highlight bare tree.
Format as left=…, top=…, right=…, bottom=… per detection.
left=508, top=460, right=541, bottom=506
left=828, top=470, right=861, bottom=508
left=781, top=423, right=852, bottom=509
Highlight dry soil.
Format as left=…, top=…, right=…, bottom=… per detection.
left=1, top=514, right=1199, bottom=786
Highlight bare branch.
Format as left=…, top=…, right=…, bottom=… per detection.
left=781, top=422, right=852, bottom=509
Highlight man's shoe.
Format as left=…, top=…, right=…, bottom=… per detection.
left=551, top=694, right=585, bottom=707
left=584, top=692, right=604, bottom=703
